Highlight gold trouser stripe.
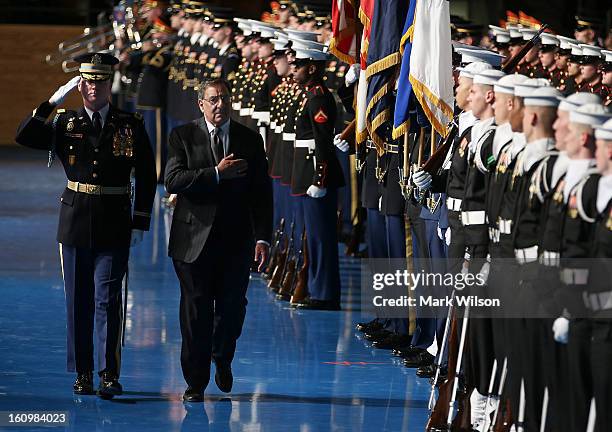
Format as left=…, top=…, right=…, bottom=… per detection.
left=349, top=154, right=358, bottom=223
left=405, top=215, right=416, bottom=335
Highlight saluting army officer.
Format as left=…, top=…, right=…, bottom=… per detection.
left=15, top=52, right=157, bottom=398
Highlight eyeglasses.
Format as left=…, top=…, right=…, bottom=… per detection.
left=201, top=95, right=230, bottom=106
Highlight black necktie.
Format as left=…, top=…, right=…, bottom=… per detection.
left=92, top=111, right=102, bottom=137
left=211, top=127, right=223, bottom=163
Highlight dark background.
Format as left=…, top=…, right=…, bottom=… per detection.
left=0, top=0, right=609, bottom=37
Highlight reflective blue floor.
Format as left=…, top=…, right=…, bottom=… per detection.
left=0, top=148, right=429, bottom=431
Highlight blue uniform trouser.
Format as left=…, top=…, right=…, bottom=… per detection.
left=385, top=214, right=409, bottom=336
left=139, top=107, right=167, bottom=182
left=286, top=188, right=305, bottom=245
left=298, top=189, right=341, bottom=302
left=272, top=179, right=284, bottom=231
left=60, top=244, right=128, bottom=375
left=366, top=208, right=388, bottom=259
left=411, top=219, right=449, bottom=355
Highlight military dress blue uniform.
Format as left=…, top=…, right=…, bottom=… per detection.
left=291, top=81, right=345, bottom=308
left=15, top=54, right=157, bottom=392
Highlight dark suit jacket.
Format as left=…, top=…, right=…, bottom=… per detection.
left=165, top=117, right=273, bottom=263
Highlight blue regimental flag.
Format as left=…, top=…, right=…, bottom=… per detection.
left=365, top=0, right=408, bottom=152
left=392, top=0, right=417, bottom=139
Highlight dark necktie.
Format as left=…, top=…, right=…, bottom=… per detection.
left=92, top=111, right=102, bottom=137
left=211, top=127, right=223, bottom=164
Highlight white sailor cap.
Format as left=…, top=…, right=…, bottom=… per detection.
left=519, top=28, right=538, bottom=41
left=457, top=61, right=493, bottom=79
left=290, top=37, right=327, bottom=52
left=557, top=92, right=602, bottom=112
left=293, top=47, right=329, bottom=61
left=557, top=36, right=578, bottom=51
left=514, top=78, right=551, bottom=98
left=524, top=87, right=563, bottom=107
left=494, top=74, right=529, bottom=95
left=284, top=29, right=320, bottom=42
left=569, top=104, right=611, bottom=126
left=455, top=47, right=505, bottom=67
left=595, top=118, right=612, bottom=141
left=473, top=69, right=506, bottom=86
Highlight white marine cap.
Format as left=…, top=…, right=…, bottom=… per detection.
left=494, top=74, right=529, bottom=95
left=524, top=87, right=563, bottom=107
left=458, top=61, right=493, bottom=79
left=514, top=78, right=551, bottom=98
left=274, top=30, right=289, bottom=43
left=290, top=37, right=327, bottom=52
left=579, top=44, right=603, bottom=58
left=594, top=118, right=612, bottom=141
left=507, top=26, right=523, bottom=40
left=294, top=47, right=329, bottom=61
left=489, top=25, right=507, bottom=35
left=250, top=21, right=277, bottom=39
left=602, top=50, right=612, bottom=63
left=519, top=28, right=538, bottom=41
left=495, top=31, right=511, bottom=44
left=557, top=92, right=602, bottom=112
left=569, top=43, right=583, bottom=56
left=473, top=69, right=506, bottom=86
left=557, top=35, right=578, bottom=51
left=569, top=103, right=611, bottom=126
left=271, top=38, right=288, bottom=51
left=540, top=33, right=560, bottom=48
left=455, top=47, right=505, bottom=67
left=234, top=18, right=253, bottom=36
left=284, top=28, right=320, bottom=42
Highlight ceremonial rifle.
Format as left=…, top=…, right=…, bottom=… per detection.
left=421, top=24, right=548, bottom=175
left=265, top=218, right=285, bottom=279
left=268, top=221, right=291, bottom=292
left=291, top=229, right=309, bottom=305
left=277, top=222, right=297, bottom=301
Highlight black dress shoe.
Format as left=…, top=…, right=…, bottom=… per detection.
left=371, top=333, right=412, bottom=350
left=98, top=372, right=123, bottom=399
left=392, top=345, right=423, bottom=358
left=355, top=319, right=384, bottom=333
left=183, top=386, right=204, bottom=403
left=403, top=351, right=435, bottom=368
left=73, top=372, right=95, bottom=395
left=363, top=328, right=392, bottom=342
left=294, top=298, right=341, bottom=311
left=214, top=366, right=233, bottom=393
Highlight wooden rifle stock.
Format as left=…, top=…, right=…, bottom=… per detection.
left=268, top=229, right=289, bottom=292
left=291, top=230, right=309, bottom=304
left=421, top=24, right=548, bottom=175
left=265, top=218, right=285, bottom=279
left=278, top=223, right=297, bottom=300
left=345, top=207, right=365, bottom=257
left=426, top=307, right=459, bottom=430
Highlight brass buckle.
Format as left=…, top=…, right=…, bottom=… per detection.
left=86, top=184, right=101, bottom=195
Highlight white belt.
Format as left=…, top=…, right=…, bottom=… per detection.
left=539, top=250, right=560, bottom=267
left=240, top=108, right=253, bottom=116
left=275, top=125, right=283, bottom=134
left=447, top=197, right=462, bottom=212
left=498, top=218, right=512, bottom=234
left=282, top=133, right=296, bottom=142
left=295, top=139, right=315, bottom=150
left=461, top=210, right=486, bottom=226
left=515, top=245, right=538, bottom=264
left=232, top=102, right=241, bottom=110
left=270, top=121, right=277, bottom=129
left=560, top=268, right=589, bottom=285
left=252, top=111, right=270, bottom=123
left=584, top=290, right=612, bottom=312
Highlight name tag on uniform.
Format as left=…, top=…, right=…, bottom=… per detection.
left=64, top=133, right=84, bottom=138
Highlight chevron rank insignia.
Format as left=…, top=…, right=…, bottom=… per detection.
left=314, top=108, right=328, bottom=124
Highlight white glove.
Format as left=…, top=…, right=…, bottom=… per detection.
left=445, top=227, right=451, bottom=246
left=437, top=225, right=444, bottom=241
left=413, top=169, right=433, bottom=191
left=478, top=261, right=491, bottom=285
left=334, top=134, right=349, bottom=152
left=307, top=185, right=327, bottom=198
left=49, top=76, right=81, bottom=106
left=552, top=317, right=569, bottom=344
left=345, top=63, right=360, bottom=86
left=130, top=229, right=144, bottom=247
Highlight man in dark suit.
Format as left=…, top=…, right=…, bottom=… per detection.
left=165, top=78, right=273, bottom=402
